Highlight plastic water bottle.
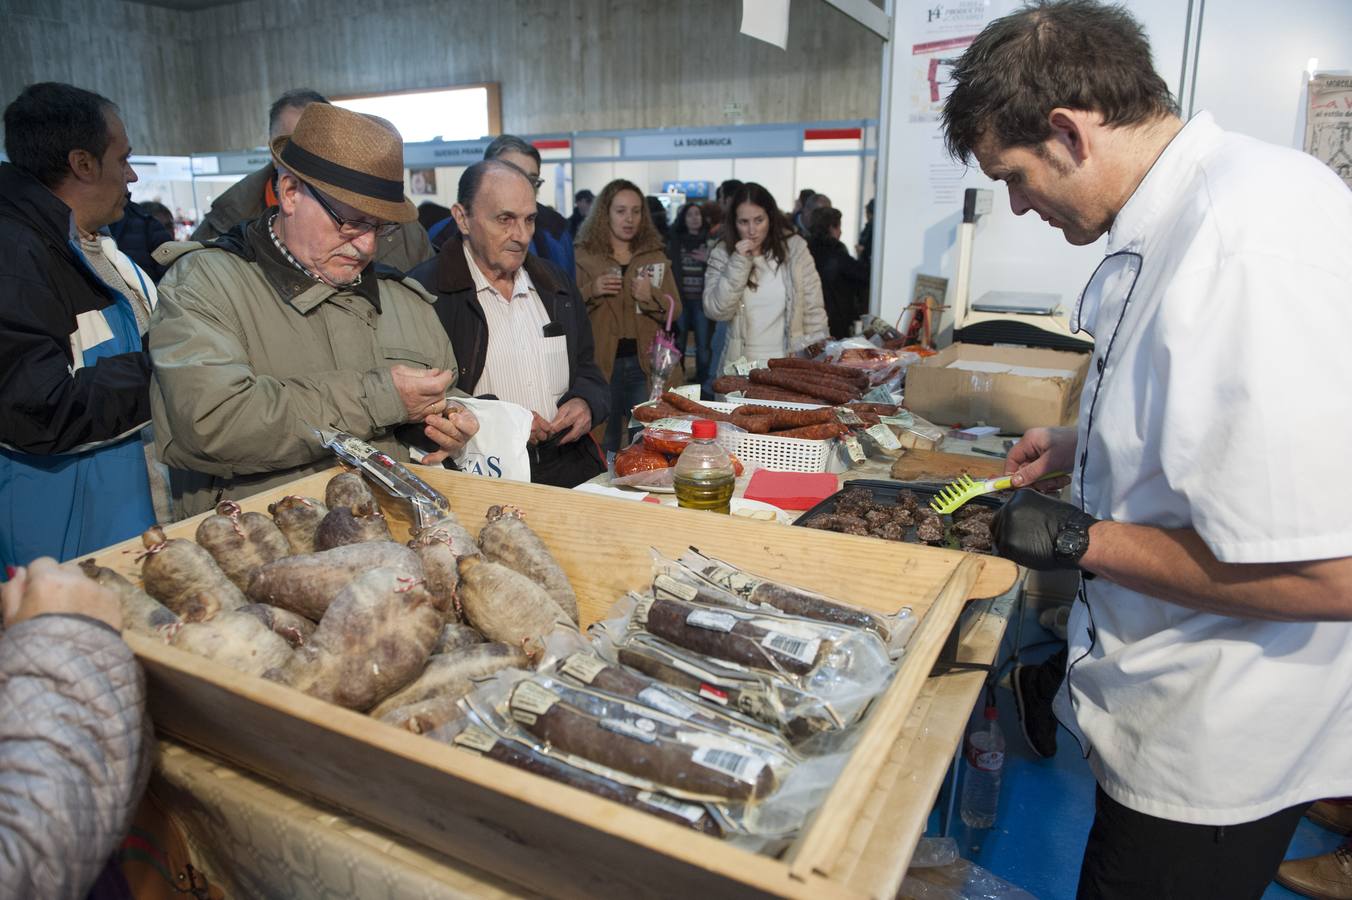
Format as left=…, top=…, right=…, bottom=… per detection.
left=960, top=705, right=1005, bottom=829
left=673, top=419, right=735, bottom=514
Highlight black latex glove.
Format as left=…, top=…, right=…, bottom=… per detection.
left=991, top=489, right=1097, bottom=571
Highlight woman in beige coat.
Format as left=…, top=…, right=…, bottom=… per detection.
left=575, top=179, right=679, bottom=452
left=703, top=183, right=827, bottom=378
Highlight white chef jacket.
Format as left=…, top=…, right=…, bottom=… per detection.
left=1053, top=112, right=1352, bottom=825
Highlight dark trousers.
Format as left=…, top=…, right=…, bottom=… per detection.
left=1077, top=784, right=1307, bottom=900
left=529, top=434, right=606, bottom=488
left=603, top=354, right=650, bottom=453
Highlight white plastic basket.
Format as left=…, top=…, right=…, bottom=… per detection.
left=633, top=399, right=845, bottom=474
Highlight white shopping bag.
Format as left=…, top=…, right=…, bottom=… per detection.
left=449, top=397, right=533, bottom=482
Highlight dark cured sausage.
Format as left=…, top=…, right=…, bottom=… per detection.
left=712, top=375, right=752, bottom=394
left=770, top=369, right=863, bottom=398
left=767, top=357, right=870, bottom=387
left=644, top=597, right=822, bottom=676
left=749, top=369, right=854, bottom=405
left=459, top=729, right=722, bottom=836
left=512, top=684, right=776, bottom=801
left=632, top=402, right=681, bottom=423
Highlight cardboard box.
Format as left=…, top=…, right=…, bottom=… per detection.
left=904, top=343, right=1090, bottom=433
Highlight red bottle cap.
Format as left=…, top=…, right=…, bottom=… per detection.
left=691, top=419, right=718, bottom=439
left=984, top=705, right=999, bottom=721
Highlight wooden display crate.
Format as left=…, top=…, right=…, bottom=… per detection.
left=78, top=467, right=1016, bottom=899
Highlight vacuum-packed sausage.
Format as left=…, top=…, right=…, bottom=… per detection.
left=643, top=596, right=823, bottom=676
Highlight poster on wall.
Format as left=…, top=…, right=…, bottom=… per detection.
left=1305, top=74, right=1352, bottom=190
left=908, top=1, right=1017, bottom=207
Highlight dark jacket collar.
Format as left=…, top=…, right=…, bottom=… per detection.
left=431, top=232, right=564, bottom=299
left=0, top=162, right=79, bottom=250
left=213, top=216, right=384, bottom=312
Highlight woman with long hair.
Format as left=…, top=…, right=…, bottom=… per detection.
left=807, top=207, right=870, bottom=338
left=703, top=183, right=827, bottom=374
left=666, top=202, right=714, bottom=395
left=575, top=179, right=680, bottom=453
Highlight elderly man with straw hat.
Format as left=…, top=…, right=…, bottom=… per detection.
left=149, top=103, right=478, bottom=517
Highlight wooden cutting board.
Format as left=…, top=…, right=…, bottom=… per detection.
left=889, top=449, right=1007, bottom=483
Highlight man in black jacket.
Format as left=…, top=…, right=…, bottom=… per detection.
left=0, top=83, right=156, bottom=566
left=409, top=160, right=608, bottom=488
left=109, top=192, right=172, bottom=281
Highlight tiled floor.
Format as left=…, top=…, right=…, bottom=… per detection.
left=925, top=604, right=1345, bottom=899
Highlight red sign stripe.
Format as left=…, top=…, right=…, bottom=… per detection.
left=532, top=139, right=571, bottom=150
left=804, top=128, right=861, bottom=141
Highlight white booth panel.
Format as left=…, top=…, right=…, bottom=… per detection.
left=1192, top=0, right=1352, bottom=148
left=731, top=157, right=795, bottom=217
left=795, top=154, right=864, bottom=251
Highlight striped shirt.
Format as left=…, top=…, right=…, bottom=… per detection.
left=464, top=244, right=570, bottom=420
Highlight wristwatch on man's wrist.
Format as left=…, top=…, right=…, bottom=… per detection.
left=1053, top=509, right=1097, bottom=566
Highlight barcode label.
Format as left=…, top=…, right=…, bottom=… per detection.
left=600, top=716, right=658, bottom=744
left=686, top=609, right=737, bottom=632
left=761, top=631, right=821, bottom=666
left=639, top=686, right=697, bottom=720
left=692, top=746, right=766, bottom=783
left=867, top=423, right=902, bottom=450
left=638, top=791, right=707, bottom=823
left=654, top=573, right=698, bottom=602
left=453, top=726, right=498, bottom=753
left=510, top=681, right=559, bottom=716
left=560, top=653, right=608, bottom=685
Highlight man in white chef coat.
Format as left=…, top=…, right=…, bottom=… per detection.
left=941, top=2, right=1352, bottom=896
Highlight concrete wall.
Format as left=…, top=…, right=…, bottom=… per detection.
left=0, top=0, right=883, bottom=155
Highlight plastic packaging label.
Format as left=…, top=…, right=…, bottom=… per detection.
left=511, top=681, right=560, bottom=717
left=700, top=563, right=759, bottom=597
left=761, top=631, right=821, bottom=666
left=866, top=423, right=902, bottom=450
left=453, top=726, right=498, bottom=753
left=971, top=750, right=1005, bottom=772
left=699, top=683, right=731, bottom=705
left=733, top=358, right=753, bottom=376
left=639, top=686, right=698, bottom=720
left=686, top=609, right=738, bottom=632
left=654, top=573, right=698, bottom=602
left=844, top=435, right=867, bottom=464
left=638, top=790, right=707, bottom=823
left=835, top=407, right=865, bottom=426
left=560, top=653, right=608, bottom=685
left=691, top=745, right=766, bottom=783
left=600, top=716, right=658, bottom=744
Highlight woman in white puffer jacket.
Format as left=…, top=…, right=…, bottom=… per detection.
left=703, top=182, right=828, bottom=376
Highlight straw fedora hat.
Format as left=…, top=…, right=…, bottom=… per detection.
left=270, top=103, right=416, bottom=224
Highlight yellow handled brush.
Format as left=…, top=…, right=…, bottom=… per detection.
left=929, top=471, right=1071, bottom=515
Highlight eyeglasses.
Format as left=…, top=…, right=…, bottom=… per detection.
left=305, top=183, right=399, bottom=238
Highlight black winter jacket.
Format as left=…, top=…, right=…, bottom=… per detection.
left=0, top=163, right=152, bottom=454
left=408, top=234, right=608, bottom=430
left=108, top=199, right=172, bottom=282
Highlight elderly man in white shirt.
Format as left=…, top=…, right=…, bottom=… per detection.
left=409, top=160, right=608, bottom=487
left=941, top=2, right=1352, bottom=897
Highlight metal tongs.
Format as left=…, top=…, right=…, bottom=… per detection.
left=315, top=428, right=450, bottom=530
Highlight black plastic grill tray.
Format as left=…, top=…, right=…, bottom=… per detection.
left=792, top=479, right=1005, bottom=552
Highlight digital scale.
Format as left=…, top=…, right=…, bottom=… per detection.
left=950, top=188, right=1094, bottom=353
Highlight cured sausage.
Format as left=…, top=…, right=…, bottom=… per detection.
left=731, top=405, right=837, bottom=429
left=479, top=505, right=580, bottom=624
left=770, top=423, right=847, bottom=440
left=510, top=682, right=777, bottom=801
left=196, top=501, right=292, bottom=591
left=245, top=542, right=421, bottom=621
left=314, top=506, right=394, bottom=550
left=643, top=596, right=823, bottom=676
left=78, top=559, right=180, bottom=636
left=369, top=641, right=528, bottom=721
left=711, top=375, right=752, bottom=395
left=631, top=401, right=681, bottom=423
left=324, top=471, right=380, bottom=515
left=749, top=369, right=854, bottom=405
left=268, top=495, right=328, bottom=555
left=767, top=357, right=870, bottom=387
left=743, top=385, right=823, bottom=404
left=456, top=554, right=574, bottom=657
left=139, top=526, right=248, bottom=623
left=455, top=727, right=722, bottom=835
